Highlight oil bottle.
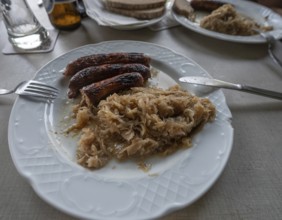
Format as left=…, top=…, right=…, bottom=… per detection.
left=44, top=0, right=81, bottom=30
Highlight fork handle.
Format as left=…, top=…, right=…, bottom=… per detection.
left=239, top=85, right=282, bottom=100
left=0, top=89, right=13, bottom=95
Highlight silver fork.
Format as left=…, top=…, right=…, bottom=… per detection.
left=0, top=80, right=58, bottom=99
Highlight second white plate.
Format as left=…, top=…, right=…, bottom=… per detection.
left=172, top=0, right=282, bottom=43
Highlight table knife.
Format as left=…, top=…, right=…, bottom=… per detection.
left=179, top=76, right=282, bottom=100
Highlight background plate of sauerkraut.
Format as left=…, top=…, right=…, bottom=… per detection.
left=172, top=0, right=282, bottom=43
left=8, top=41, right=233, bottom=220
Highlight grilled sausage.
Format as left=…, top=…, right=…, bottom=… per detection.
left=64, top=52, right=151, bottom=77
left=81, top=72, right=144, bottom=106
left=190, top=0, right=224, bottom=12
left=68, top=63, right=151, bottom=98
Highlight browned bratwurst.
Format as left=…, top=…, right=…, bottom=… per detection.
left=68, top=63, right=151, bottom=98
left=191, top=0, right=224, bottom=12
left=64, top=52, right=151, bottom=77
left=81, top=72, right=144, bottom=106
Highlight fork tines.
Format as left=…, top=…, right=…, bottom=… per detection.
left=22, top=80, right=59, bottom=99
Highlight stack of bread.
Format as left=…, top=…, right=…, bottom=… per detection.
left=103, top=0, right=167, bottom=19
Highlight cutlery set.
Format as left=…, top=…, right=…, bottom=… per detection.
left=1, top=76, right=281, bottom=101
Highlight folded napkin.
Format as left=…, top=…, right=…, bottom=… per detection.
left=149, top=10, right=180, bottom=31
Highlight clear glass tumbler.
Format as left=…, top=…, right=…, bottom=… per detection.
left=0, top=0, right=50, bottom=50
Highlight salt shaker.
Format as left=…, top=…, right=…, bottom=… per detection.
left=0, top=0, right=50, bottom=50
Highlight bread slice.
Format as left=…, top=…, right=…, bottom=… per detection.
left=173, top=0, right=196, bottom=21
left=105, top=5, right=166, bottom=20
left=104, top=0, right=166, bottom=10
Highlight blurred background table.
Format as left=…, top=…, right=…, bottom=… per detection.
left=0, top=1, right=282, bottom=220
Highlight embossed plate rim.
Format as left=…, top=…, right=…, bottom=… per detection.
left=8, top=40, right=234, bottom=220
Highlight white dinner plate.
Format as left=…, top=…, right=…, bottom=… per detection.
left=83, top=0, right=172, bottom=30
left=172, top=0, right=282, bottom=44
left=8, top=41, right=233, bottom=220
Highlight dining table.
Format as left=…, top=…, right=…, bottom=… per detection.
left=1, top=1, right=282, bottom=220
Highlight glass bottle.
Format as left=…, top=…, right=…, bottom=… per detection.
left=44, top=0, right=81, bottom=31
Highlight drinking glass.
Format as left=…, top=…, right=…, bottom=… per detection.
left=0, top=0, right=50, bottom=50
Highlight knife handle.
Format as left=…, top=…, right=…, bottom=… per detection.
left=240, top=85, right=282, bottom=100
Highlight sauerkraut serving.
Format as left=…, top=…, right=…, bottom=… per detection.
left=63, top=52, right=216, bottom=170
left=174, top=1, right=273, bottom=36
left=67, top=85, right=216, bottom=170
left=199, top=4, right=273, bottom=36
